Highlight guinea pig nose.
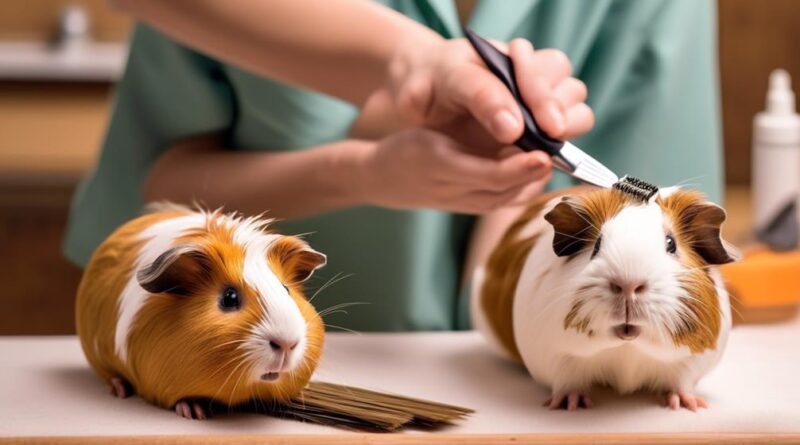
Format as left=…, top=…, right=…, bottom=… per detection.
left=268, top=338, right=299, bottom=352
left=609, top=279, right=647, bottom=296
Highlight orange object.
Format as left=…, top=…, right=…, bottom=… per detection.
left=720, top=247, right=800, bottom=323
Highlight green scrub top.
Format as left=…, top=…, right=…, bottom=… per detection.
left=64, top=0, right=723, bottom=331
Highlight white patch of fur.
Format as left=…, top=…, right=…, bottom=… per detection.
left=471, top=196, right=560, bottom=355
left=115, top=213, right=206, bottom=363
left=233, top=223, right=308, bottom=381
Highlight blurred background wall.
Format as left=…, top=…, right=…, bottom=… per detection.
left=0, top=0, right=798, bottom=334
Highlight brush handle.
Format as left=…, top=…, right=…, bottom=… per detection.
left=463, top=28, right=565, bottom=156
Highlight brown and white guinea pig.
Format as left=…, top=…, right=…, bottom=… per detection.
left=471, top=186, right=738, bottom=411
left=75, top=204, right=327, bottom=419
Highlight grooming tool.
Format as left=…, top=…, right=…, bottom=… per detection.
left=613, top=175, right=659, bottom=202
left=464, top=28, right=619, bottom=188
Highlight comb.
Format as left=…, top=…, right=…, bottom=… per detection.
left=613, top=176, right=659, bottom=202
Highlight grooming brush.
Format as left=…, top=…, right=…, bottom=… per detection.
left=275, top=381, right=474, bottom=432
left=613, top=175, right=659, bottom=202
left=464, top=28, right=619, bottom=188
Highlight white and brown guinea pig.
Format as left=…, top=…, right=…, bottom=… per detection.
left=471, top=186, right=738, bottom=411
left=76, top=204, right=327, bottom=419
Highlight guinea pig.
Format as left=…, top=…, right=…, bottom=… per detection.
left=471, top=186, right=738, bottom=411
left=76, top=204, right=327, bottom=419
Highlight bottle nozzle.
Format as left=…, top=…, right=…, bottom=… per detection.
left=767, top=69, right=796, bottom=115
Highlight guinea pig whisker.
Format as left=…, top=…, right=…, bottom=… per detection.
left=678, top=293, right=722, bottom=317
left=672, top=174, right=708, bottom=189
left=307, top=272, right=354, bottom=304
left=323, top=323, right=362, bottom=335
left=319, top=307, right=351, bottom=316
left=725, top=294, right=745, bottom=321
left=316, top=301, right=370, bottom=318
left=675, top=264, right=716, bottom=274
left=207, top=338, right=250, bottom=352
left=552, top=230, right=593, bottom=242
left=573, top=211, right=601, bottom=234
left=554, top=237, right=590, bottom=257
left=231, top=353, right=263, bottom=404
left=211, top=355, right=252, bottom=406
left=226, top=360, right=253, bottom=408
left=207, top=352, right=251, bottom=381
left=649, top=309, right=673, bottom=345
left=525, top=284, right=589, bottom=329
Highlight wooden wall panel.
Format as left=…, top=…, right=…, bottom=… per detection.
left=0, top=82, right=112, bottom=181
left=0, top=183, right=82, bottom=335
left=718, top=0, right=800, bottom=185
left=0, top=0, right=131, bottom=42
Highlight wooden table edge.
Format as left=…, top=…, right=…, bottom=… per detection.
left=2, top=433, right=799, bottom=445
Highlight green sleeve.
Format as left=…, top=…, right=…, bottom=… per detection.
left=555, top=0, right=724, bottom=203
left=63, top=24, right=235, bottom=266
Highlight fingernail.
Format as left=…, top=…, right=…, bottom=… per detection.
left=491, top=110, right=519, bottom=138
left=547, top=104, right=565, bottom=135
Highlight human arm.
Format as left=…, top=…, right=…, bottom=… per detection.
left=110, top=0, right=591, bottom=145
left=144, top=130, right=552, bottom=218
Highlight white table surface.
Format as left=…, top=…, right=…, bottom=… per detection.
left=1, top=322, right=799, bottom=439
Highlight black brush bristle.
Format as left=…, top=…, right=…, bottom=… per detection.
left=612, top=176, right=658, bottom=202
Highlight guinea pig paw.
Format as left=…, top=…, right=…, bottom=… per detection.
left=174, top=400, right=208, bottom=420
left=108, top=377, right=132, bottom=399
left=542, top=391, right=593, bottom=411
left=663, top=391, right=708, bottom=412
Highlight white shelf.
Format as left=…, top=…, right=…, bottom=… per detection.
left=0, top=40, right=128, bottom=82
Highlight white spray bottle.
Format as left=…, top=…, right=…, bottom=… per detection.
left=752, top=69, right=800, bottom=249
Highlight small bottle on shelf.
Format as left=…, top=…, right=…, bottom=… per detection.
left=752, top=69, right=800, bottom=250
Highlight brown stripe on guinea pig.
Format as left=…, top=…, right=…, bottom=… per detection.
left=472, top=186, right=737, bottom=411
left=76, top=204, right=326, bottom=419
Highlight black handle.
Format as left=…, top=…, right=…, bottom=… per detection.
left=463, top=28, right=564, bottom=156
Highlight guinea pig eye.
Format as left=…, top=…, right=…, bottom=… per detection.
left=591, top=235, right=602, bottom=259
left=665, top=234, right=677, bottom=255
left=219, top=287, right=241, bottom=311
left=282, top=284, right=290, bottom=293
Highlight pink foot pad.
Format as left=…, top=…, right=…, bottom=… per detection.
left=663, top=391, right=708, bottom=412
left=543, top=391, right=594, bottom=411
left=175, top=400, right=208, bottom=420
left=109, top=377, right=132, bottom=399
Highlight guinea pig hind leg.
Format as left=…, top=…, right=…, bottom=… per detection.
left=174, top=399, right=208, bottom=420
left=542, top=390, right=594, bottom=411
left=662, top=391, right=708, bottom=412
left=108, top=377, right=133, bottom=399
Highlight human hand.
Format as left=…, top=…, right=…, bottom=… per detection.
left=388, top=37, right=594, bottom=145
left=351, top=129, right=552, bottom=214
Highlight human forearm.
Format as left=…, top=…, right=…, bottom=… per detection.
left=144, top=135, right=372, bottom=219
left=111, top=0, right=439, bottom=105
left=145, top=130, right=552, bottom=219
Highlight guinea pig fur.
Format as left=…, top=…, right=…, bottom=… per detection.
left=471, top=186, right=738, bottom=411
left=76, top=205, right=327, bottom=419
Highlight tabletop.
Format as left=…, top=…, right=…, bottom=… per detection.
left=2, top=321, right=800, bottom=444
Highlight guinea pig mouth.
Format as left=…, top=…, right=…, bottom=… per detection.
left=260, top=372, right=281, bottom=382
left=613, top=323, right=641, bottom=341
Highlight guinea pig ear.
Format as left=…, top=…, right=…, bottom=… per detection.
left=543, top=198, right=592, bottom=257
left=269, top=237, right=327, bottom=284
left=137, top=245, right=212, bottom=295
left=681, top=202, right=740, bottom=265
